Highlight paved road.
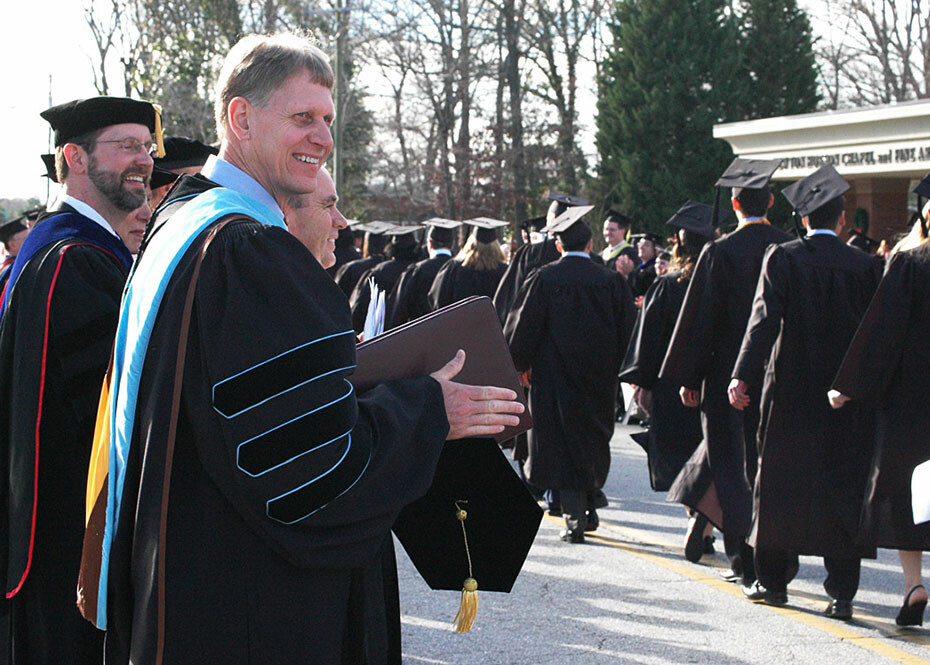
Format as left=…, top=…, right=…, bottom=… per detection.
left=396, top=425, right=930, bottom=664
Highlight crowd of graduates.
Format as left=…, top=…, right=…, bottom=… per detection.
left=1, top=29, right=929, bottom=665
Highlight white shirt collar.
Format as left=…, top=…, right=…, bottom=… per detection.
left=61, top=195, right=119, bottom=238
left=201, top=155, right=285, bottom=222
left=563, top=251, right=591, bottom=259
left=433, top=248, right=452, bottom=257
left=807, top=229, right=837, bottom=237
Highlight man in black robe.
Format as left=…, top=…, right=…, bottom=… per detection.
left=349, top=226, right=421, bottom=333
left=386, top=219, right=459, bottom=328
left=729, top=165, right=882, bottom=616
left=334, top=224, right=390, bottom=297
left=0, top=217, right=29, bottom=297
left=0, top=96, right=159, bottom=665
left=326, top=226, right=361, bottom=278
left=660, top=158, right=792, bottom=588
left=628, top=232, right=662, bottom=298
left=94, top=34, right=522, bottom=665
left=504, top=206, right=635, bottom=542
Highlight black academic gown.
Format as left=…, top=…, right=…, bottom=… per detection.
left=335, top=255, right=384, bottom=298
left=104, top=177, right=450, bottom=665
left=619, top=271, right=702, bottom=491
left=428, top=260, right=507, bottom=311
left=326, top=245, right=361, bottom=279
left=493, top=238, right=561, bottom=324
left=628, top=259, right=657, bottom=298
left=832, top=248, right=930, bottom=551
left=732, top=235, right=881, bottom=557
left=349, top=258, right=418, bottom=334
left=504, top=255, right=635, bottom=491
left=0, top=207, right=132, bottom=665
left=386, top=253, right=451, bottom=329
left=660, top=222, right=792, bottom=537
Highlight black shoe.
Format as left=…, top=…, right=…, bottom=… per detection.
left=585, top=509, right=599, bottom=532
left=765, top=590, right=788, bottom=606
left=896, top=585, right=927, bottom=627
left=718, top=567, right=741, bottom=583
left=825, top=599, right=853, bottom=620
left=684, top=514, right=709, bottom=563
left=559, top=529, right=584, bottom=544
left=703, top=535, right=716, bottom=555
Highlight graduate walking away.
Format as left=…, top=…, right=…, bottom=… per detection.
left=729, top=165, right=882, bottom=617
left=79, top=34, right=523, bottom=665
left=830, top=176, right=930, bottom=626
left=660, top=159, right=792, bottom=587
left=504, top=206, right=635, bottom=543
left=0, top=96, right=159, bottom=665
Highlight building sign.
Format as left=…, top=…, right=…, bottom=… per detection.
left=743, top=141, right=930, bottom=180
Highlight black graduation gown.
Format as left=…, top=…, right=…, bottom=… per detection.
left=326, top=245, right=361, bottom=279
left=660, top=222, right=792, bottom=536
left=493, top=239, right=560, bottom=323
left=428, top=260, right=507, bottom=311
left=628, top=259, right=657, bottom=298
left=619, top=271, right=702, bottom=491
left=349, top=258, right=418, bottom=334
left=504, top=256, right=635, bottom=490
left=334, top=255, right=384, bottom=298
left=0, top=211, right=131, bottom=665
left=386, top=253, right=451, bottom=329
left=832, top=248, right=930, bottom=551
left=104, top=179, right=450, bottom=665
left=732, top=235, right=881, bottom=557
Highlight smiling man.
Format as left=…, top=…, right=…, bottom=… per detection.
left=0, top=96, right=158, bottom=665
left=285, top=166, right=347, bottom=268
left=88, top=33, right=522, bottom=665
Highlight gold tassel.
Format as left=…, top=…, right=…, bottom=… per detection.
left=452, top=501, right=479, bottom=633
left=152, top=103, right=166, bottom=158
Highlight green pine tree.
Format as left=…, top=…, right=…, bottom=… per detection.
left=595, top=0, right=745, bottom=236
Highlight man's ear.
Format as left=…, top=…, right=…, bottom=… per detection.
left=227, top=96, right=253, bottom=141
left=63, top=143, right=87, bottom=175
left=767, top=192, right=775, bottom=210
left=731, top=196, right=741, bottom=213
left=555, top=237, right=565, bottom=254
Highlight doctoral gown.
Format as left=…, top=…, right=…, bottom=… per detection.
left=349, top=258, right=417, bottom=334
left=832, top=247, right=930, bottom=551
left=732, top=235, right=881, bottom=557
left=334, top=255, right=384, bottom=298
left=504, top=255, right=635, bottom=490
left=0, top=207, right=132, bottom=665
left=386, top=253, right=451, bottom=328
left=428, top=260, right=507, bottom=311
left=660, top=222, right=792, bottom=536
left=619, top=271, right=702, bottom=491
left=104, top=177, right=449, bottom=665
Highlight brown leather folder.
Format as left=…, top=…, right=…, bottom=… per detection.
left=351, top=296, right=532, bottom=442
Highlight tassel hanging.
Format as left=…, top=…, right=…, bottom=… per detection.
left=452, top=501, right=479, bottom=633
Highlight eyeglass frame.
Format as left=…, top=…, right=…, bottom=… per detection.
left=82, top=137, right=158, bottom=158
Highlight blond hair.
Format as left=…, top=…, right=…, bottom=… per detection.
left=455, top=235, right=505, bottom=270
left=214, top=33, right=334, bottom=141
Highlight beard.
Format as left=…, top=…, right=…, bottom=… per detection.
left=87, top=154, right=148, bottom=212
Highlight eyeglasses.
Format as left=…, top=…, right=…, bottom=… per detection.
left=94, top=137, right=157, bottom=157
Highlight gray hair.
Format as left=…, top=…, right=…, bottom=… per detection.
left=214, top=33, right=335, bottom=141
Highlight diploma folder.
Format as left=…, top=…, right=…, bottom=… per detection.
left=352, top=295, right=532, bottom=442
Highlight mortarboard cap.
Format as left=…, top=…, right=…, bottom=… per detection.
left=604, top=208, right=632, bottom=228
left=546, top=191, right=589, bottom=206
left=630, top=232, right=664, bottom=246
left=847, top=234, right=880, bottom=253
left=424, top=217, right=462, bottom=245
left=392, top=438, right=543, bottom=629
left=467, top=217, right=508, bottom=244
left=715, top=158, right=781, bottom=190
left=350, top=220, right=394, bottom=235
left=914, top=173, right=930, bottom=200
left=150, top=166, right=179, bottom=190
left=41, top=96, right=165, bottom=157
left=386, top=223, right=421, bottom=250
left=781, top=164, right=850, bottom=218
left=543, top=204, right=594, bottom=234
left=658, top=249, right=672, bottom=261
left=41, top=153, right=58, bottom=183
left=666, top=201, right=722, bottom=238
left=0, top=216, right=27, bottom=244
left=519, top=215, right=547, bottom=233
left=154, top=136, right=217, bottom=171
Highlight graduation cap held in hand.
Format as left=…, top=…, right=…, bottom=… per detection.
left=392, top=437, right=543, bottom=633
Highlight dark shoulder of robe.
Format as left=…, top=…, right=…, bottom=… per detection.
left=732, top=235, right=881, bottom=556
left=327, top=245, right=362, bottom=278
left=427, top=260, right=507, bottom=311
left=349, top=258, right=418, bottom=334
left=619, top=271, right=702, bottom=491
left=492, top=239, right=560, bottom=323
left=832, top=247, right=930, bottom=550
left=658, top=222, right=792, bottom=538
left=386, top=254, right=451, bottom=329
left=628, top=262, right=656, bottom=298
left=503, top=256, right=635, bottom=491
left=105, top=191, right=450, bottom=664
left=0, top=223, right=129, bottom=663
left=335, top=255, right=384, bottom=298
